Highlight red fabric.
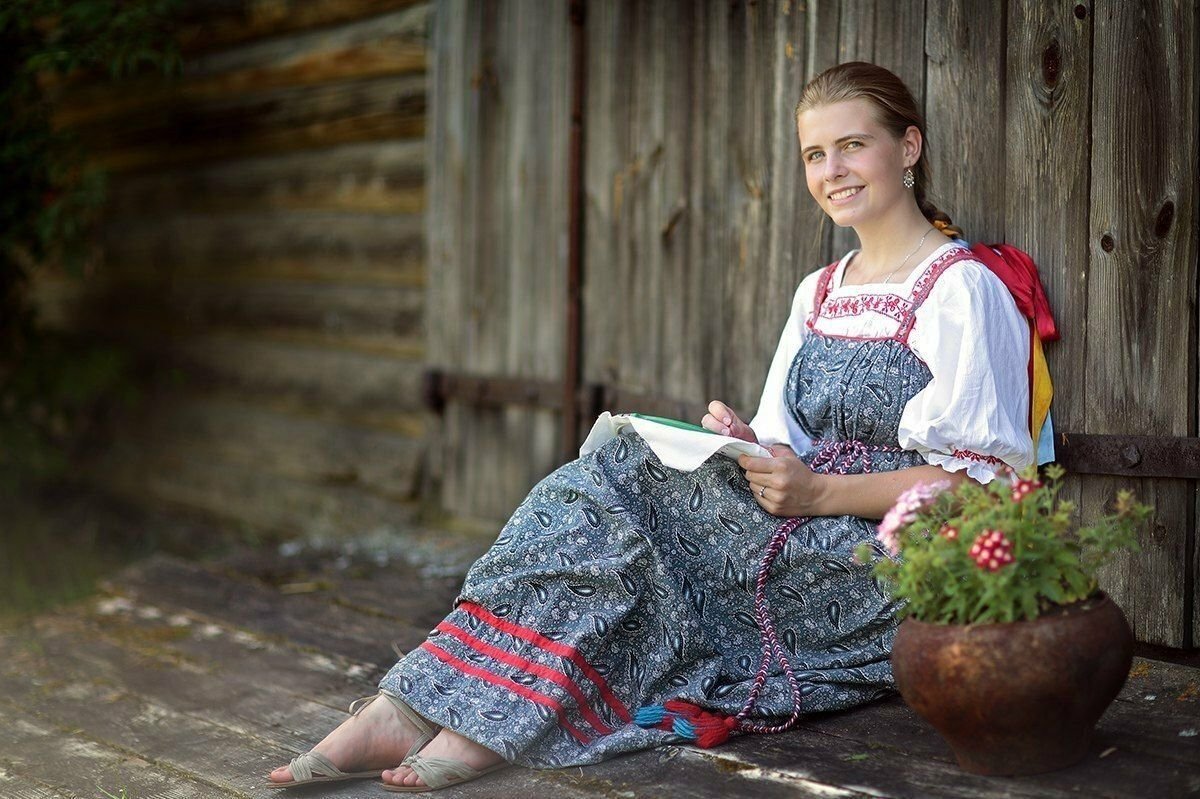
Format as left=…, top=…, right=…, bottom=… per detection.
left=420, top=640, right=593, bottom=744
left=968, top=243, right=1060, bottom=342
left=459, top=600, right=632, bottom=723
left=435, top=620, right=615, bottom=736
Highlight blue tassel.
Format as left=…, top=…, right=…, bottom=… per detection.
left=634, top=704, right=668, bottom=728
left=673, top=717, right=697, bottom=740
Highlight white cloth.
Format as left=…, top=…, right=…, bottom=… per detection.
left=580, top=412, right=772, bottom=472
left=747, top=241, right=1035, bottom=484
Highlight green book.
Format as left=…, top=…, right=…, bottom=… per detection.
left=627, top=413, right=718, bottom=436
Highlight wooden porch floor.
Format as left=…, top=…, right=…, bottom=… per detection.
left=2, top=546, right=1198, bottom=799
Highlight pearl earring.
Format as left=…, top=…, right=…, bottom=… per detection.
left=902, top=168, right=915, bottom=189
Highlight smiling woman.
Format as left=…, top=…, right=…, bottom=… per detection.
left=265, top=61, right=1037, bottom=794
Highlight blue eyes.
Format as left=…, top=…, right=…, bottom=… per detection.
left=806, top=141, right=863, bottom=162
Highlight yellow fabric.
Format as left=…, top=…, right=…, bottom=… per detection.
left=1030, top=329, right=1053, bottom=454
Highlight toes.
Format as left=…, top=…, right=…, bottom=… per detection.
left=268, top=766, right=293, bottom=783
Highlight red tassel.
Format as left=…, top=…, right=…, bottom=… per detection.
left=663, top=701, right=739, bottom=748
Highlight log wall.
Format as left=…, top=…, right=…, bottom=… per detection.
left=428, top=0, right=1199, bottom=647
left=32, top=0, right=435, bottom=541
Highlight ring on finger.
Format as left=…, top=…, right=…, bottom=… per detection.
left=758, top=485, right=766, bottom=498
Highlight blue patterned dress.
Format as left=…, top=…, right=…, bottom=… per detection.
left=379, top=244, right=1032, bottom=767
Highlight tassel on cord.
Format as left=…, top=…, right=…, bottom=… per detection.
left=634, top=701, right=738, bottom=748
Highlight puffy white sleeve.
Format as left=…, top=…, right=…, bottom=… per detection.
left=747, top=270, right=822, bottom=454
left=900, top=261, right=1035, bottom=484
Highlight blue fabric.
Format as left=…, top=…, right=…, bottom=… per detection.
left=379, top=330, right=932, bottom=768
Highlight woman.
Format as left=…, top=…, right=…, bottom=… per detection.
left=267, top=61, right=1035, bottom=792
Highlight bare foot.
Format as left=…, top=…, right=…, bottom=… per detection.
left=268, top=693, right=431, bottom=784
left=381, top=728, right=505, bottom=788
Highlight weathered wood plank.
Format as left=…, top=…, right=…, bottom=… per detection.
left=33, top=275, right=424, bottom=345
left=822, top=0, right=926, bottom=263
left=0, top=643, right=297, bottom=797
left=100, top=210, right=424, bottom=284
left=429, top=0, right=570, bottom=521
left=1085, top=0, right=1195, bottom=647
left=90, top=447, right=420, bottom=542
left=105, top=141, right=424, bottom=216
left=92, top=395, right=425, bottom=501
left=84, top=74, right=425, bottom=173
left=0, top=711, right=232, bottom=799
left=1003, top=0, right=1092, bottom=518
left=112, top=556, right=423, bottom=665
left=925, top=0, right=1007, bottom=244
left=162, top=334, right=423, bottom=411
left=178, top=0, right=425, bottom=54
left=57, top=6, right=430, bottom=129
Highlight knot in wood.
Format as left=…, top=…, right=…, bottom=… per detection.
left=1121, top=445, right=1142, bottom=468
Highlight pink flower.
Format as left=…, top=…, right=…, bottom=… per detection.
left=968, top=529, right=1015, bottom=572
left=876, top=480, right=951, bottom=556
left=1010, top=476, right=1042, bottom=503
left=939, top=524, right=958, bottom=541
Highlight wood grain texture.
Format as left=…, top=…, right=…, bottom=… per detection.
left=1002, top=0, right=1092, bottom=515
left=822, top=0, right=926, bottom=263
left=86, top=74, right=426, bottom=173
left=105, top=141, right=425, bottom=216
left=57, top=5, right=431, bottom=129
left=427, top=0, right=569, bottom=521
left=99, top=210, right=425, bottom=285
left=924, top=0, right=1007, bottom=244
left=177, top=0, right=425, bottom=54
left=1085, top=0, right=1195, bottom=647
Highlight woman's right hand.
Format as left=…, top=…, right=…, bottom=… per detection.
left=702, top=400, right=759, bottom=443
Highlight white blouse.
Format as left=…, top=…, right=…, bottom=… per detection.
left=747, top=241, right=1035, bottom=484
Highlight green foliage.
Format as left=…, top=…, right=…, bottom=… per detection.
left=854, top=465, right=1152, bottom=625
left=0, top=0, right=179, bottom=489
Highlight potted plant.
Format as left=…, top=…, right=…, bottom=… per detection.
left=854, top=464, right=1151, bottom=776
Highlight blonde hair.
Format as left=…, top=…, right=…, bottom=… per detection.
left=795, top=62, right=963, bottom=239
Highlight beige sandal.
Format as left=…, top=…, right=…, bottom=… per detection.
left=266, top=690, right=439, bottom=789
left=383, top=752, right=510, bottom=793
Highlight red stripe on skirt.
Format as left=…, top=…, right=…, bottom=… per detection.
left=436, top=620, right=614, bottom=736
left=458, top=600, right=632, bottom=724
left=419, top=640, right=592, bottom=745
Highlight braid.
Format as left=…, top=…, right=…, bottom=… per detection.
left=916, top=193, right=964, bottom=240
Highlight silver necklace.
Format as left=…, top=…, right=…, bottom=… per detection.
left=856, top=227, right=937, bottom=284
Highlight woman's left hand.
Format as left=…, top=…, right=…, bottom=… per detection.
left=738, top=445, right=827, bottom=517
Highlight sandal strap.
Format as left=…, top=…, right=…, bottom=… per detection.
left=347, top=691, right=439, bottom=760
left=399, top=754, right=483, bottom=790
left=287, top=751, right=345, bottom=782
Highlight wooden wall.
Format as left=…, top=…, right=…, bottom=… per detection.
left=429, top=0, right=1198, bottom=647
left=32, top=1, right=435, bottom=542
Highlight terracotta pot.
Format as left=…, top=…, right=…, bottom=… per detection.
left=890, top=591, right=1133, bottom=776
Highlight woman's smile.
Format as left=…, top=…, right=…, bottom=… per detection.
left=828, top=185, right=864, bottom=204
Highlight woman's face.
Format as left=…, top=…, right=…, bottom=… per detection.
left=796, top=98, right=919, bottom=228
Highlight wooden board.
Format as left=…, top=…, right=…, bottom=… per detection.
left=105, top=141, right=425, bottom=216
left=426, top=0, right=570, bottom=521
left=1085, top=0, right=1196, bottom=647
left=84, top=74, right=426, bottom=173
left=924, top=0, right=1007, bottom=245
left=1002, top=0, right=1093, bottom=520
left=4, top=551, right=1197, bottom=799
left=57, top=6, right=431, bottom=129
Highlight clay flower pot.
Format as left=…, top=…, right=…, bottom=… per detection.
left=890, top=591, right=1133, bottom=776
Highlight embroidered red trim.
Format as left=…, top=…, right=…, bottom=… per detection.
left=894, top=248, right=978, bottom=343
left=459, top=601, right=632, bottom=724
left=420, top=640, right=593, bottom=745
left=821, top=292, right=909, bottom=322
left=950, top=448, right=1005, bottom=466
left=435, top=619, right=615, bottom=736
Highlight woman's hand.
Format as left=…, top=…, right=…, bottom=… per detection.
left=738, top=445, right=828, bottom=517
left=701, top=400, right=758, bottom=443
